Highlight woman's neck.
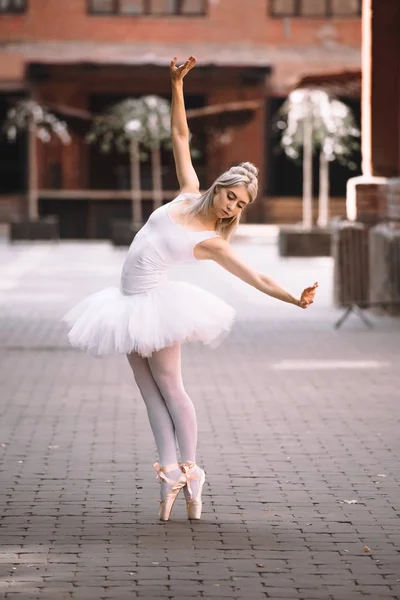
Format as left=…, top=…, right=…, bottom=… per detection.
left=183, top=200, right=218, bottom=230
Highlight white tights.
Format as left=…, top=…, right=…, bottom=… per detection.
left=127, top=344, right=200, bottom=499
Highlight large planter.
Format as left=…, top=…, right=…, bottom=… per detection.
left=278, top=226, right=332, bottom=257
left=110, top=219, right=140, bottom=247
left=9, top=216, right=60, bottom=241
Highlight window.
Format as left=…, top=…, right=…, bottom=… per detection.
left=331, top=0, right=360, bottom=15
left=120, top=0, right=145, bottom=14
left=270, top=0, right=361, bottom=17
left=0, top=0, right=26, bottom=13
left=88, top=0, right=206, bottom=15
left=301, top=0, right=326, bottom=16
left=89, top=0, right=117, bottom=13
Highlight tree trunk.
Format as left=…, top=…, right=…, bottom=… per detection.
left=302, top=115, right=313, bottom=230
left=130, top=138, right=142, bottom=228
left=151, top=144, right=163, bottom=210
left=317, top=151, right=329, bottom=228
left=27, top=116, right=39, bottom=220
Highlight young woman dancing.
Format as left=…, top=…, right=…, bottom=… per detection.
left=63, top=56, right=318, bottom=522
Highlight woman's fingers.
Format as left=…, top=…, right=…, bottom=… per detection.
left=299, top=281, right=318, bottom=308
left=305, top=282, right=318, bottom=295
left=180, top=56, right=196, bottom=74
left=171, top=56, right=197, bottom=78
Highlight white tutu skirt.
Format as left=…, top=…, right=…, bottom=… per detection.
left=62, top=281, right=235, bottom=358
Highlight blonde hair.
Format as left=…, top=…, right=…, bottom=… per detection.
left=181, top=162, right=259, bottom=241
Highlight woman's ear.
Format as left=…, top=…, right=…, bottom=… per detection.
left=214, top=185, right=220, bottom=194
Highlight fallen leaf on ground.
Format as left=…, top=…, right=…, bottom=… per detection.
left=257, top=563, right=264, bottom=568
left=364, top=546, right=371, bottom=552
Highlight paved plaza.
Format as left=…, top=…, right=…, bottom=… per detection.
left=0, top=231, right=399, bottom=600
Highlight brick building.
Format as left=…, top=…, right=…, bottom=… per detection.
left=0, top=0, right=361, bottom=237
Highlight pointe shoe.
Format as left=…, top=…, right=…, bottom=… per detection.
left=180, top=461, right=206, bottom=520
left=153, top=462, right=187, bottom=521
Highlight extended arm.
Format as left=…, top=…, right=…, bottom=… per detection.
left=197, top=238, right=318, bottom=308
left=170, top=57, right=200, bottom=193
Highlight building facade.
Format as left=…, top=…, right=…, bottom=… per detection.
left=0, top=0, right=361, bottom=236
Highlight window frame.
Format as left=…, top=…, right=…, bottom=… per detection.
left=87, top=0, right=207, bottom=17
left=269, top=0, right=362, bottom=18
left=0, top=0, right=27, bottom=14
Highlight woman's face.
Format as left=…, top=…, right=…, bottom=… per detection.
left=212, top=185, right=250, bottom=220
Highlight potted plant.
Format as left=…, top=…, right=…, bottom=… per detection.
left=86, top=96, right=171, bottom=245
left=3, top=99, right=71, bottom=240
left=276, top=88, right=359, bottom=256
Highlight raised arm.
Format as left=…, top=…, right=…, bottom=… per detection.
left=196, top=238, right=318, bottom=308
left=170, top=56, right=200, bottom=194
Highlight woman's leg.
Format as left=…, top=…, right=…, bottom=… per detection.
left=147, top=344, right=197, bottom=462
left=148, top=344, right=202, bottom=499
left=126, top=352, right=182, bottom=498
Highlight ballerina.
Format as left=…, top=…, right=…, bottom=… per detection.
left=63, top=56, right=318, bottom=522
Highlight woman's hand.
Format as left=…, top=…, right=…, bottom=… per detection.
left=170, top=56, right=197, bottom=84
left=298, top=282, right=318, bottom=308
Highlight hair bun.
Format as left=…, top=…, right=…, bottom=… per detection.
left=229, top=162, right=258, bottom=180
left=238, top=162, right=259, bottom=178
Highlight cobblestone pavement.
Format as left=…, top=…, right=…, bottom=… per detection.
left=0, top=235, right=399, bottom=600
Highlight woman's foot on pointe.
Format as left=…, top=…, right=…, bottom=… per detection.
left=180, top=461, right=206, bottom=520
left=153, top=462, right=187, bottom=521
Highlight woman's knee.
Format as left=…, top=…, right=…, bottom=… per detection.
left=149, top=358, right=179, bottom=388
left=151, top=370, right=175, bottom=395
left=127, top=353, right=156, bottom=395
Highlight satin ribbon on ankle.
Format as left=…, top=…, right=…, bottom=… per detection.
left=179, top=461, right=202, bottom=501
left=153, top=462, right=180, bottom=486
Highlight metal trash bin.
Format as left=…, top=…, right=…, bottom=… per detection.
left=387, top=179, right=400, bottom=222
left=333, top=220, right=370, bottom=308
left=369, top=224, right=400, bottom=314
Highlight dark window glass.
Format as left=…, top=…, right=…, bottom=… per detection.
left=270, top=0, right=361, bottom=17
left=89, top=0, right=205, bottom=15
left=120, top=0, right=145, bottom=14
left=270, top=0, right=296, bottom=16
left=150, top=0, right=176, bottom=14
left=150, top=0, right=205, bottom=14
left=331, top=0, right=360, bottom=15
left=181, top=0, right=204, bottom=14
left=0, top=0, right=26, bottom=13
left=89, top=0, right=116, bottom=13
left=301, top=0, right=326, bottom=16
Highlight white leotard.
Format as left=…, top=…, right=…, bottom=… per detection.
left=120, top=195, right=219, bottom=295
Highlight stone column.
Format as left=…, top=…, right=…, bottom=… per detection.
left=347, top=0, right=400, bottom=223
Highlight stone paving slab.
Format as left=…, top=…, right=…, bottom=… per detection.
left=0, top=239, right=400, bottom=600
